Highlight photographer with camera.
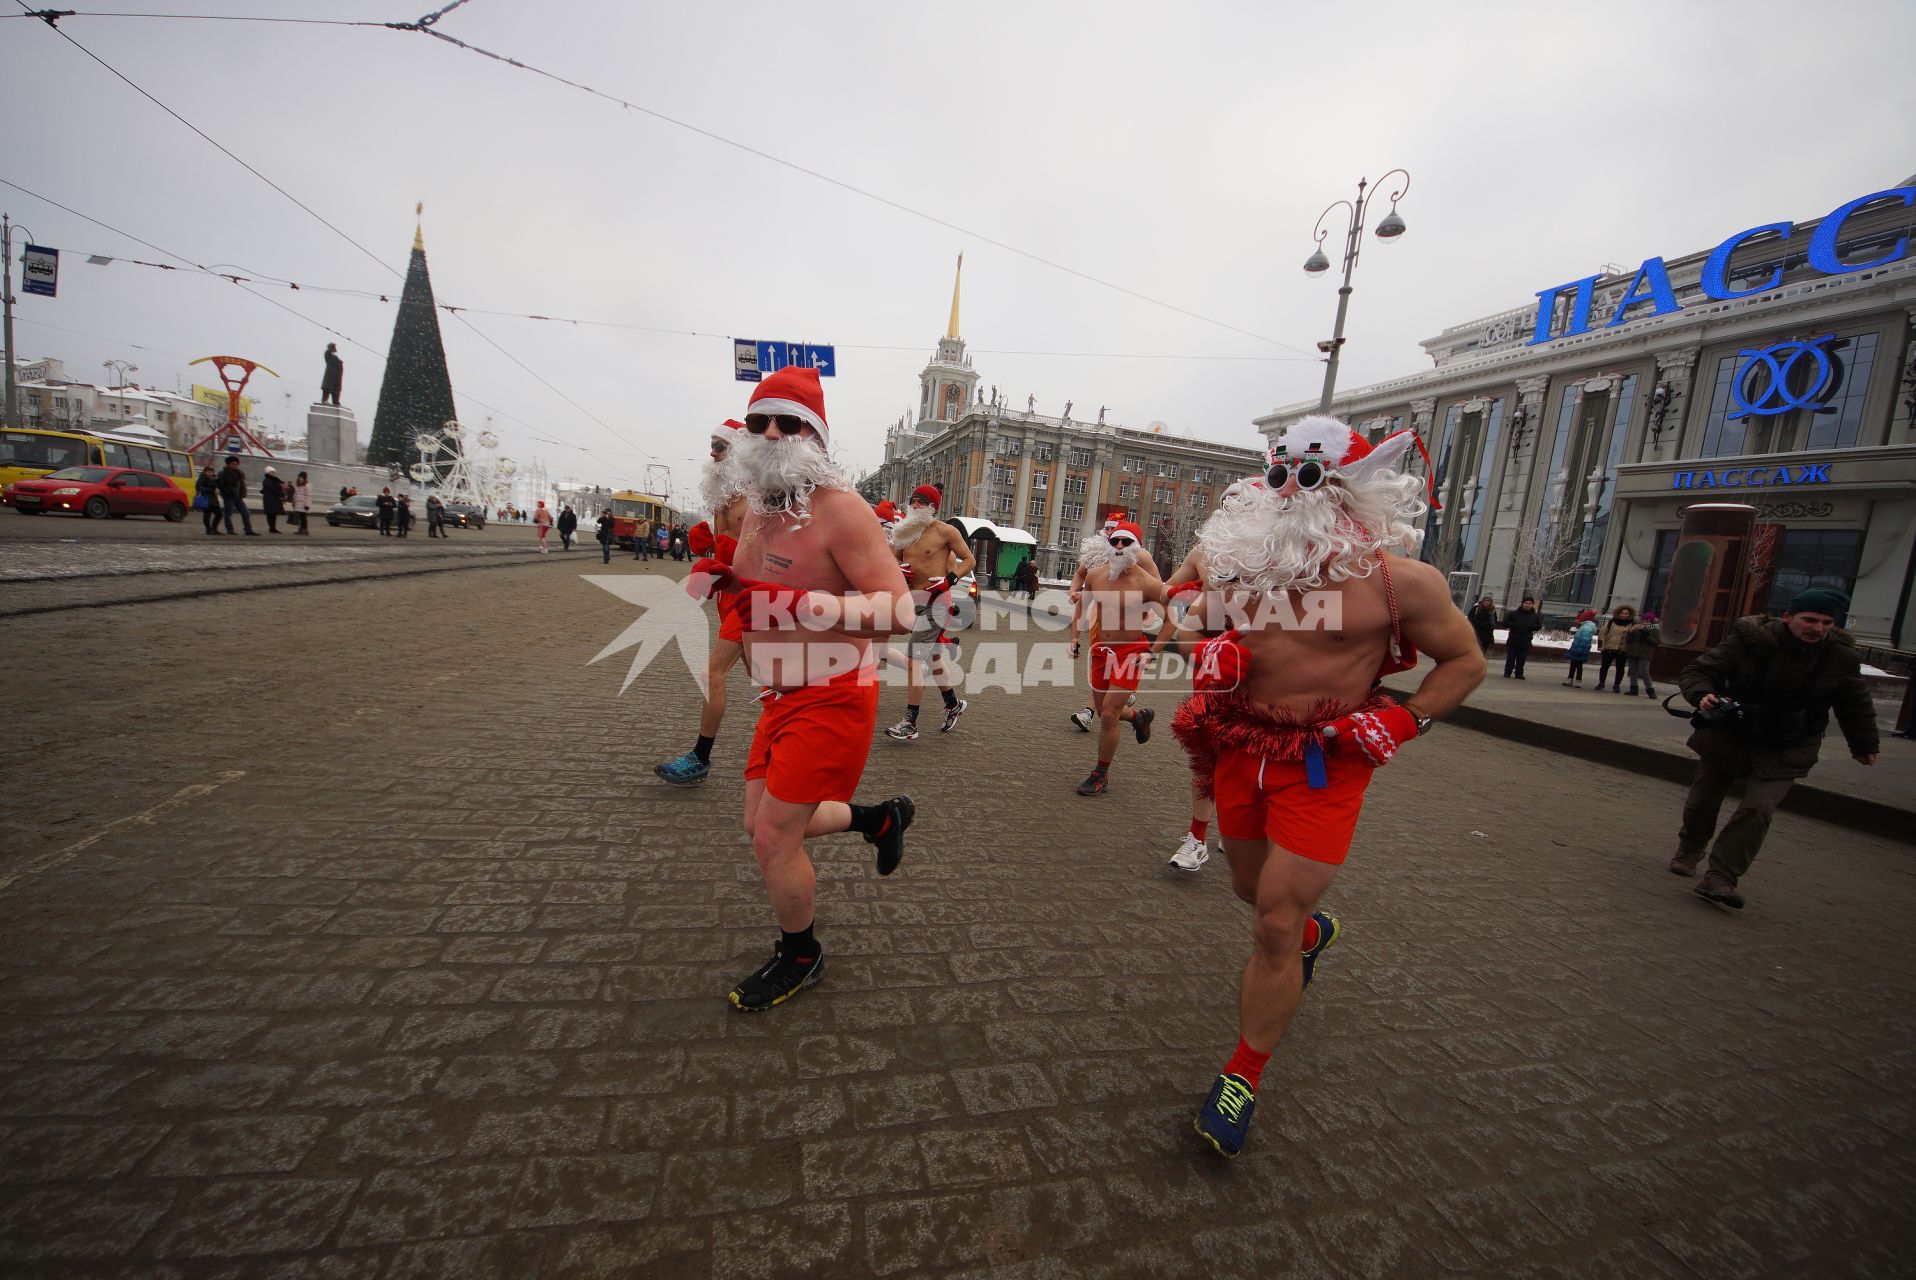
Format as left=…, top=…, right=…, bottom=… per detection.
left=1670, top=588, right=1879, bottom=908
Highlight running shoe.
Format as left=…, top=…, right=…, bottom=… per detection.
left=653, top=751, right=709, bottom=786
left=1132, top=706, right=1155, bottom=745
left=1694, top=870, right=1744, bottom=909
left=940, top=698, right=969, bottom=733
left=864, top=795, right=914, bottom=876
left=1194, top=1072, right=1257, bottom=1158
left=1076, top=771, right=1107, bottom=797
left=883, top=717, right=919, bottom=742
left=1300, top=911, right=1341, bottom=989
left=728, top=943, right=826, bottom=1011
left=1069, top=707, right=1094, bottom=733
left=1168, top=834, right=1209, bottom=872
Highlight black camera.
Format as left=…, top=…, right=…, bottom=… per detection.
left=1696, top=696, right=1742, bottom=724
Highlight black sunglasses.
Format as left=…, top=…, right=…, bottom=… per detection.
left=744, top=413, right=810, bottom=436
left=1265, top=459, right=1330, bottom=492
left=1109, top=535, right=1138, bottom=548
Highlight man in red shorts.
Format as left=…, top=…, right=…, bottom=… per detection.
left=1070, top=520, right=1168, bottom=795
left=686, top=366, right=915, bottom=1011
left=1170, top=415, right=1483, bottom=1155
left=656, top=420, right=750, bottom=785
left=882, top=484, right=976, bottom=742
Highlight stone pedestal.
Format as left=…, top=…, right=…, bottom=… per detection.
left=306, top=403, right=358, bottom=464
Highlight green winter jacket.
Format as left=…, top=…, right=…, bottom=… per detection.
left=1678, top=615, right=1880, bottom=779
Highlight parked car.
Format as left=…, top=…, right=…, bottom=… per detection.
left=442, top=502, right=486, bottom=529
left=3, top=466, right=188, bottom=521
left=327, top=494, right=383, bottom=528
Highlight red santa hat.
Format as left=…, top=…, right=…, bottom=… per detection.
left=1269, top=413, right=1439, bottom=509
left=1109, top=520, right=1144, bottom=545
left=873, top=499, right=900, bottom=523
left=746, top=366, right=830, bottom=450
left=910, top=484, right=942, bottom=509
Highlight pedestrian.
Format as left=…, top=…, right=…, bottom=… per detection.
left=339, top=485, right=350, bottom=504
left=259, top=466, right=286, bottom=533
left=681, top=366, right=914, bottom=1011
left=1563, top=609, right=1597, bottom=686
left=426, top=494, right=448, bottom=538
left=596, top=507, right=616, bottom=563
left=881, top=485, right=975, bottom=746
left=376, top=487, right=396, bottom=536
left=633, top=516, right=651, bottom=560
left=292, top=471, right=312, bottom=535
left=1671, top=588, right=1878, bottom=909
left=1625, top=610, right=1663, bottom=696
left=395, top=493, right=414, bottom=538
left=196, top=464, right=223, bottom=535
left=670, top=524, right=689, bottom=561
left=1502, top=596, right=1541, bottom=678
left=1467, top=594, right=1497, bottom=653
left=557, top=504, right=578, bottom=551
left=534, top=500, right=552, bottom=552
left=1597, top=605, right=1637, bottom=691
left=657, top=525, right=670, bottom=557
left=217, top=456, right=258, bottom=535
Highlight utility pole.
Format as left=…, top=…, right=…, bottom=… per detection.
left=3, top=215, right=18, bottom=429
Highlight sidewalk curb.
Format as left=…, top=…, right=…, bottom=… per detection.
left=1385, top=681, right=1916, bottom=847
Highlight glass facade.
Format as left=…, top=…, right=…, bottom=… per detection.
left=1764, top=529, right=1863, bottom=613
left=1699, top=330, right=1879, bottom=457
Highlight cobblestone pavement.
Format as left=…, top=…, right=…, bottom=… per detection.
left=2, top=559, right=1912, bottom=1277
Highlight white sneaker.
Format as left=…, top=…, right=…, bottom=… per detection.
left=884, top=717, right=919, bottom=742
left=1069, top=707, right=1094, bottom=732
left=1168, top=834, right=1209, bottom=872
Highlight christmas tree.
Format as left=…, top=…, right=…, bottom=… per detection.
left=366, top=214, right=457, bottom=468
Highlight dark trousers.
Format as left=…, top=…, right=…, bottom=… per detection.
left=379, top=514, right=393, bottom=536
left=560, top=531, right=574, bottom=550
left=1503, top=638, right=1532, bottom=677
left=221, top=495, right=253, bottom=533
left=429, top=519, right=445, bottom=537
left=1628, top=656, right=1656, bottom=694
left=1565, top=658, right=1586, bottom=683
left=1678, top=758, right=1794, bottom=882
left=264, top=508, right=280, bottom=532
left=201, top=501, right=221, bottom=533
left=1598, top=651, right=1625, bottom=689
left=600, top=538, right=612, bottom=563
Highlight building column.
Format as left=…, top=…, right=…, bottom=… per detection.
left=1646, top=348, right=1699, bottom=463
left=1486, top=375, right=1550, bottom=600
left=1042, top=430, right=1066, bottom=548
left=1011, top=426, right=1036, bottom=529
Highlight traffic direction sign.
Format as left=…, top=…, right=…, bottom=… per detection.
left=732, top=338, right=836, bottom=381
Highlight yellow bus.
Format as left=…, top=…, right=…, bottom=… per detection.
left=609, top=490, right=674, bottom=549
left=0, top=428, right=198, bottom=496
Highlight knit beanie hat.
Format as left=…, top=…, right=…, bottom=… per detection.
left=1786, top=587, right=1849, bottom=625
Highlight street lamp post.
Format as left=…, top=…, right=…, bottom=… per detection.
left=1303, top=170, right=1410, bottom=415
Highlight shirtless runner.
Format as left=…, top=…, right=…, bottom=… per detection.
left=1170, top=415, right=1484, bottom=1155
left=883, top=485, right=977, bottom=742
left=655, top=420, right=749, bottom=785
left=1071, top=520, right=1168, bottom=795
left=1068, top=517, right=1157, bottom=733
left=685, top=367, right=916, bottom=1010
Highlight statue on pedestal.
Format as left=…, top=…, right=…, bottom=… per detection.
left=1097, top=405, right=1107, bottom=426
left=320, top=343, right=344, bottom=406
left=1026, top=394, right=1036, bottom=413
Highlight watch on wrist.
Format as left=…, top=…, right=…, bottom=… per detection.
left=1412, top=713, right=1434, bottom=736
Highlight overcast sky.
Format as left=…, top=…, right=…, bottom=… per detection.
left=4, top=0, right=1912, bottom=504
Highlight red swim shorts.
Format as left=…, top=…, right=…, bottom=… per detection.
left=717, top=592, right=744, bottom=644
left=1089, top=639, right=1152, bottom=694
left=745, top=667, right=881, bottom=805
left=1212, top=746, right=1375, bottom=864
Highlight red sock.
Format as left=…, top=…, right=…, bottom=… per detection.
left=1223, top=1037, right=1272, bottom=1090
left=1095, top=759, right=1110, bottom=772
left=1301, top=916, right=1320, bottom=952
left=1189, top=818, right=1208, bottom=842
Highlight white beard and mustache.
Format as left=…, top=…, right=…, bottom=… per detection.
left=1076, top=532, right=1137, bottom=583
left=888, top=504, right=936, bottom=550
left=733, top=431, right=850, bottom=519
left=699, top=449, right=745, bottom=515
left=1197, top=469, right=1426, bottom=593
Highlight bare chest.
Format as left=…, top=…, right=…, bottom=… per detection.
left=738, top=513, right=849, bottom=593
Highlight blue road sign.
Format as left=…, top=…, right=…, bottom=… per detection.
left=738, top=338, right=835, bottom=380
left=803, top=344, right=836, bottom=377
left=733, top=338, right=761, bottom=382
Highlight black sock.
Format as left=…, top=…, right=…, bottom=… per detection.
left=693, top=735, right=715, bottom=764
left=845, top=802, right=892, bottom=840
left=940, top=687, right=958, bottom=709
left=905, top=704, right=920, bottom=725
left=781, top=923, right=819, bottom=961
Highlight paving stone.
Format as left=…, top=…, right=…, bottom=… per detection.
left=336, top=1164, right=521, bottom=1246
left=463, top=1102, right=606, bottom=1157
left=324, top=1109, right=462, bottom=1167
left=142, top=1115, right=329, bottom=1177
left=507, top=1154, right=660, bottom=1227
left=0, top=1123, right=171, bottom=1182
left=288, top=1056, right=441, bottom=1107
left=149, top=1179, right=356, bottom=1258
left=0, top=1183, right=178, bottom=1262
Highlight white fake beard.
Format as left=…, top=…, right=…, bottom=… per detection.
left=888, top=505, right=936, bottom=550
left=733, top=431, right=849, bottom=519
left=699, top=450, right=745, bottom=514
left=1197, top=470, right=1426, bottom=593
left=1104, top=544, right=1140, bottom=582
left=1077, top=533, right=1115, bottom=577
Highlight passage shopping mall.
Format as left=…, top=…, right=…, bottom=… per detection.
left=1261, top=179, right=1916, bottom=649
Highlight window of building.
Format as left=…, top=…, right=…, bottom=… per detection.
left=992, top=493, right=1013, bottom=514
left=1190, top=467, right=1213, bottom=484
left=1034, top=443, right=1053, bottom=461
left=1154, top=488, right=1172, bottom=505
left=1062, top=501, right=1084, bottom=522
left=1118, top=481, right=1139, bottom=501
left=1122, top=456, right=1144, bottom=472
left=1155, top=461, right=1179, bottom=479
left=1032, top=472, right=1048, bottom=490
left=1699, top=331, right=1879, bottom=457
left=1642, top=528, right=1682, bottom=614
left=1028, top=496, right=1047, bottom=518
left=1762, top=529, right=1863, bottom=613
left=1069, top=448, right=1092, bottom=467
left=991, top=464, right=1016, bottom=485
left=1064, top=474, right=1087, bottom=495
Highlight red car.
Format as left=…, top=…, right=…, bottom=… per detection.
left=4, top=466, right=191, bottom=521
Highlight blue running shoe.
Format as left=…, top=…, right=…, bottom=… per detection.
left=1301, top=911, right=1340, bottom=989
left=1194, top=1072, right=1257, bottom=1158
left=653, top=750, right=710, bottom=786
